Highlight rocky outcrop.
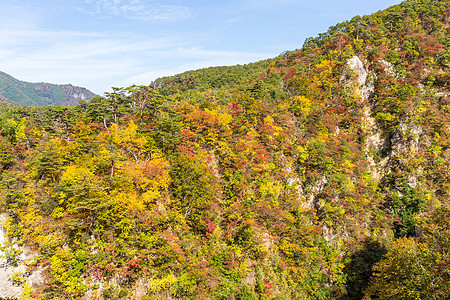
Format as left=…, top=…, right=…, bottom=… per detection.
left=0, top=215, right=22, bottom=298
left=345, top=56, right=388, bottom=181
left=347, top=56, right=375, bottom=102
left=391, top=122, right=422, bottom=156
left=0, top=214, right=44, bottom=299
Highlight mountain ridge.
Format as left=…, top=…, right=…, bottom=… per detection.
left=0, top=71, right=96, bottom=106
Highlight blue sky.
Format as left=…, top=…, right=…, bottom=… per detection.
left=0, top=0, right=402, bottom=95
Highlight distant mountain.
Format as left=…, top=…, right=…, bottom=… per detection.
left=0, top=71, right=96, bottom=106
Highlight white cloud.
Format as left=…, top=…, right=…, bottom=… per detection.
left=0, top=28, right=271, bottom=95
left=0, top=28, right=173, bottom=93
left=84, top=0, right=191, bottom=21
left=121, top=47, right=271, bottom=87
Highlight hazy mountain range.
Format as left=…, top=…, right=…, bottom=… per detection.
left=0, top=71, right=96, bottom=106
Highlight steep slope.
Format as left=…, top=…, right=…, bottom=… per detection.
left=0, top=71, right=96, bottom=106
left=0, top=0, right=448, bottom=299
left=153, top=59, right=274, bottom=93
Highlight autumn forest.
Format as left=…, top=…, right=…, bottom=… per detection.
left=0, top=0, right=449, bottom=299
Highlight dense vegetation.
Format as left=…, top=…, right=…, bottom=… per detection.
left=0, top=0, right=448, bottom=299
left=0, top=71, right=96, bottom=106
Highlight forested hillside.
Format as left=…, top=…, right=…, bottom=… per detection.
left=0, top=0, right=448, bottom=299
left=0, top=71, right=96, bottom=106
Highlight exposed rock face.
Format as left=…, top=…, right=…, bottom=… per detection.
left=390, top=121, right=422, bottom=190
left=347, top=56, right=375, bottom=101
left=0, top=214, right=44, bottom=299
left=0, top=214, right=23, bottom=298
left=378, top=59, right=396, bottom=77
left=346, top=55, right=425, bottom=188
left=346, top=56, right=387, bottom=180
left=391, top=122, right=422, bottom=156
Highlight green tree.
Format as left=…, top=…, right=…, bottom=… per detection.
left=365, top=206, right=450, bottom=299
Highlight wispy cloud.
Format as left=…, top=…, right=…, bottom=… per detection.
left=0, top=28, right=172, bottom=92
left=0, top=27, right=270, bottom=94
left=84, top=0, right=191, bottom=21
